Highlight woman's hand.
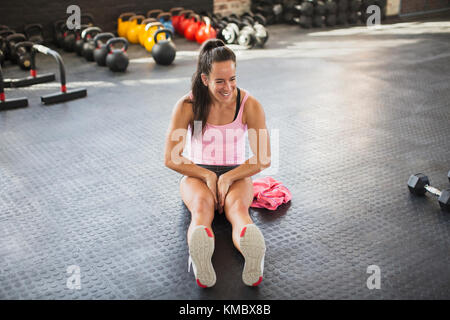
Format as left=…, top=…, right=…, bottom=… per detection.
left=217, top=174, right=233, bottom=214
left=204, top=172, right=219, bottom=211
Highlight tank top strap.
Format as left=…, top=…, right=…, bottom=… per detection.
left=236, top=90, right=249, bottom=124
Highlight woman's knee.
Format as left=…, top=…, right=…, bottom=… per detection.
left=225, top=197, right=250, bottom=216
left=190, top=195, right=215, bottom=219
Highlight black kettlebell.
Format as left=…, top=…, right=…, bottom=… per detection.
left=151, top=29, right=176, bottom=66
left=0, top=30, right=14, bottom=61
left=14, top=41, right=34, bottom=70
left=63, top=25, right=77, bottom=52
left=93, top=32, right=115, bottom=66
left=75, top=24, right=89, bottom=56
left=82, top=27, right=102, bottom=61
left=24, top=24, right=44, bottom=44
left=53, top=20, right=66, bottom=48
left=6, top=33, right=27, bottom=64
left=105, top=37, right=129, bottom=72
left=0, top=39, right=5, bottom=66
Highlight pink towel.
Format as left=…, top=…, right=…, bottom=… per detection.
left=251, top=177, right=292, bottom=211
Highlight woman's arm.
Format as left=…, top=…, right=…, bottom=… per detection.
left=164, top=97, right=216, bottom=183
left=222, top=96, right=272, bottom=184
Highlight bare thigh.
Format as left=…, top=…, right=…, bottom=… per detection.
left=224, top=177, right=254, bottom=220
left=180, top=176, right=216, bottom=220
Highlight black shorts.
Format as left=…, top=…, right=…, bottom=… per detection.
left=196, top=164, right=239, bottom=178
left=179, top=164, right=239, bottom=183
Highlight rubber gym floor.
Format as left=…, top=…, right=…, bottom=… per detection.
left=1, top=14, right=450, bottom=300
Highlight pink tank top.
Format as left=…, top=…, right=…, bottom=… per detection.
left=186, top=90, right=249, bottom=165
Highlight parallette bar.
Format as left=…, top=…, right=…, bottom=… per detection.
left=41, top=88, right=87, bottom=105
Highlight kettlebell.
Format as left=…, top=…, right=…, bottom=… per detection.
left=195, top=17, right=217, bottom=44
left=14, top=41, right=34, bottom=70
left=138, top=18, right=157, bottom=46
left=106, top=37, right=129, bottom=72
left=24, top=24, right=44, bottom=44
left=75, top=24, right=89, bottom=56
left=126, top=15, right=146, bottom=43
left=53, top=20, right=66, bottom=48
left=0, top=38, right=5, bottom=66
left=82, top=27, right=102, bottom=61
left=117, top=12, right=135, bottom=38
left=184, top=14, right=202, bottom=41
left=63, top=25, right=77, bottom=52
left=169, top=7, right=184, bottom=32
left=93, top=33, right=115, bottom=66
left=6, top=33, right=27, bottom=64
left=151, top=29, right=176, bottom=66
left=0, top=30, right=14, bottom=61
left=157, top=12, right=174, bottom=34
left=143, top=22, right=164, bottom=52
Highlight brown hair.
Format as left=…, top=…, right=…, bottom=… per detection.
left=189, top=39, right=236, bottom=136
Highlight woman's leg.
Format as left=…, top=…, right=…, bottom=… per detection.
left=180, top=176, right=217, bottom=287
left=180, top=176, right=216, bottom=244
left=223, top=177, right=255, bottom=251
left=224, top=177, right=266, bottom=286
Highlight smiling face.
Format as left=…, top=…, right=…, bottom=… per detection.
left=201, top=60, right=237, bottom=104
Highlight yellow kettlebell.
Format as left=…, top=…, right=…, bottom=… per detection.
left=137, top=18, right=157, bottom=46
left=117, top=12, right=135, bottom=38
left=126, top=15, right=146, bottom=44
left=140, top=21, right=162, bottom=47
left=144, top=22, right=166, bottom=52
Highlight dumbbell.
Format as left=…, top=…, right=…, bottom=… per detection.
left=217, top=22, right=239, bottom=45
left=294, top=1, right=314, bottom=17
left=237, top=21, right=268, bottom=48
left=237, top=25, right=256, bottom=47
left=325, top=14, right=337, bottom=26
left=324, top=0, right=337, bottom=15
left=314, top=1, right=327, bottom=16
left=407, top=173, right=450, bottom=212
left=294, top=15, right=313, bottom=28
left=347, top=11, right=358, bottom=24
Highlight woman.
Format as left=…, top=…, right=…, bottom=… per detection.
left=164, top=39, right=271, bottom=288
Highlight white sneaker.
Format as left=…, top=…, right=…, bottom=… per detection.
left=188, top=225, right=216, bottom=288
left=239, top=224, right=266, bottom=286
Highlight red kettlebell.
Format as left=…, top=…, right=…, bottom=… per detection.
left=196, top=17, right=217, bottom=44
left=184, top=15, right=201, bottom=41
left=179, top=11, right=195, bottom=36
left=170, top=7, right=184, bottom=32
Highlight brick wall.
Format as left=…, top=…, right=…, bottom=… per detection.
left=0, top=0, right=212, bottom=42
left=400, top=0, right=450, bottom=14
left=213, top=0, right=251, bottom=16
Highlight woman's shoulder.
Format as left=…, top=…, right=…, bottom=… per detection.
left=172, top=94, right=194, bottom=122
left=241, top=90, right=264, bottom=124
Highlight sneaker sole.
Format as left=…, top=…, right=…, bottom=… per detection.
left=189, top=226, right=216, bottom=288
left=240, top=224, right=266, bottom=286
